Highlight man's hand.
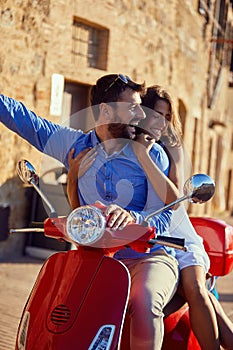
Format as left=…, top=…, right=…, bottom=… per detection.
left=104, top=204, right=135, bottom=230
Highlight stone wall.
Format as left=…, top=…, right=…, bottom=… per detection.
left=0, top=0, right=232, bottom=256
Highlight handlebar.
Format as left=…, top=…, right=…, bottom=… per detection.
left=10, top=228, right=44, bottom=233
left=10, top=217, right=187, bottom=251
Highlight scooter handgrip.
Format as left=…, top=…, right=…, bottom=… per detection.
left=156, top=236, right=185, bottom=247
left=30, top=221, right=44, bottom=228
left=148, top=236, right=187, bottom=251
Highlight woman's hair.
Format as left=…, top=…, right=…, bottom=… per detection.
left=141, top=85, right=182, bottom=147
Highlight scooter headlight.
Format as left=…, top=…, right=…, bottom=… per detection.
left=66, top=205, right=106, bottom=245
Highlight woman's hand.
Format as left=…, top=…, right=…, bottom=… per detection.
left=67, top=147, right=97, bottom=210
left=68, top=147, right=97, bottom=180
left=132, top=133, right=155, bottom=159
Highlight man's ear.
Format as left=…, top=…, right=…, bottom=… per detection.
left=99, top=103, right=113, bottom=120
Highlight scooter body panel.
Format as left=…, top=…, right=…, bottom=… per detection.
left=120, top=299, right=201, bottom=350
left=162, top=306, right=200, bottom=349
left=190, top=217, right=233, bottom=276
left=16, top=249, right=130, bottom=350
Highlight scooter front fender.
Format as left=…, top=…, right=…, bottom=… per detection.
left=16, top=249, right=130, bottom=350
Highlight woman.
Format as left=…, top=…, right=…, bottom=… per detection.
left=139, top=85, right=233, bottom=350
left=67, top=86, right=233, bottom=349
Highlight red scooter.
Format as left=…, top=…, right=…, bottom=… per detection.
left=11, top=160, right=233, bottom=350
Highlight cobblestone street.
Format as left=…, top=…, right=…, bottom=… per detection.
left=0, top=258, right=42, bottom=350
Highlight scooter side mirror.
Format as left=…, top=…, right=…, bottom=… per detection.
left=183, top=173, right=215, bottom=203
left=144, top=173, right=215, bottom=223
left=16, top=160, right=57, bottom=217
left=17, top=159, right=39, bottom=185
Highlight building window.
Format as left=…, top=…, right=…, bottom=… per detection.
left=72, top=18, right=109, bottom=70
left=198, top=0, right=211, bottom=23
left=229, top=44, right=233, bottom=87
left=215, top=0, right=227, bottom=60
left=231, top=131, right=233, bottom=150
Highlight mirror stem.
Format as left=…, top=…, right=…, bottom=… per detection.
left=143, top=194, right=191, bottom=224
left=30, top=179, right=58, bottom=218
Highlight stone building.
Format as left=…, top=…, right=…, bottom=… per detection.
left=0, top=0, right=232, bottom=257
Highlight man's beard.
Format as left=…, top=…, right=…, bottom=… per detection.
left=108, top=122, right=133, bottom=140
left=107, top=110, right=136, bottom=140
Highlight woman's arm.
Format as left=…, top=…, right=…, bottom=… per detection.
left=165, top=144, right=185, bottom=192
left=67, top=147, right=97, bottom=210
left=132, top=134, right=180, bottom=205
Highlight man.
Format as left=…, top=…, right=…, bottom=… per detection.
left=0, top=74, right=179, bottom=349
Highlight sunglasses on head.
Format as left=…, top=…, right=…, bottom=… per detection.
left=103, top=74, right=132, bottom=94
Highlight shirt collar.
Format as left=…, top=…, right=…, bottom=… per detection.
left=90, top=130, right=100, bottom=147
left=91, top=129, right=135, bottom=158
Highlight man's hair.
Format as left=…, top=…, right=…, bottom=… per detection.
left=90, top=74, right=146, bottom=120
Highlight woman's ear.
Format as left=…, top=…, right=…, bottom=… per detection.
left=99, top=103, right=114, bottom=120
